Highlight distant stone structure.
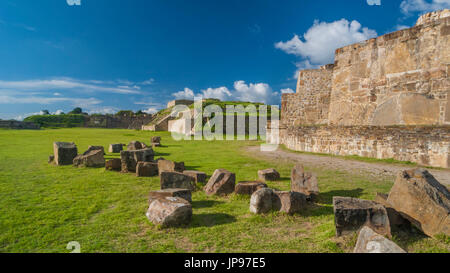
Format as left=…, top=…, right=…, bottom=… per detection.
left=269, top=10, right=450, bottom=168
left=166, top=99, right=194, bottom=109
left=0, top=120, right=40, bottom=130
left=85, top=114, right=153, bottom=130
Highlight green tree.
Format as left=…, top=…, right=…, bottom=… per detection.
left=69, top=107, right=82, bottom=114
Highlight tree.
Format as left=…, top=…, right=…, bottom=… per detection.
left=41, top=110, right=50, bottom=115
left=69, top=107, right=83, bottom=114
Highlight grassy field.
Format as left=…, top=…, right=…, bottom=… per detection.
left=0, top=128, right=448, bottom=253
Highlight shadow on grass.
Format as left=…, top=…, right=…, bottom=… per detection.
left=191, top=200, right=225, bottom=208
left=318, top=188, right=365, bottom=205
left=155, top=152, right=171, bottom=157
left=302, top=203, right=334, bottom=217
left=184, top=165, right=202, bottom=171
left=191, top=213, right=237, bottom=227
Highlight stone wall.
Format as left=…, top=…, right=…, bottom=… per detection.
left=270, top=125, right=450, bottom=168
left=167, top=100, right=194, bottom=108
left=329, top=14, right=449, bottom=126
left=84, top=114, right=153, bottom=129
left=0, top=120, right=40, bottom=130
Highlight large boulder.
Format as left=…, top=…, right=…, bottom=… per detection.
left=149, top=189, right=192, bottom=203
left=183, top=170, right=207, bottom=184
left=235, top=181, right=267, bottom=195
left=291, top=165, right=319, bottom=200
left=374, top=193, right=410, bottom=227
left=108, top=144, right=123, bottom=153
left=250, top=188, right=274, bottom=214
left=272, top=191, right=307, bottom=214
left=53, top=142, right=78, bottom=166
left=354, top=226, right=406, bottom=253
left=160, top=172, right=195, bottom=191
left=83, top=146, right=105, bottom=155
left=105, top=158, right=121, bottom=171
left=120, top=149, right=154, bottom=172
left=257, top=168, right=280, bottom=181
left=127, top=141, right=143, bottom=151
left=73, top=149, right=105, bottom=168
left=136, top=162, right=159, bottom=177
left=387, top=169, right=450, bottom=237
left=204, top=169, right=236, bottom=196
left=146, top=197, right=192, bottom=227
left=158, top=160, right=185, bottom=174
left=333, top=197, right=391, bottom=237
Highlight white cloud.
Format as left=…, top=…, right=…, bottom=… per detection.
left=143, top=107, right=158, bottom=114
left=0, top=78, right=142, bottom=94
left=400, top=0, right=450, bottom=16
left=281, top=88, right=295, bottom=94
left=0, top=95, right=102, bottom=106
left=275, top=19, right=377, bottom=66
left=367, top=0, right=381, bottom=5
left=86, top=106, right=119, bottom=115
left=172, top=81, right=282, bottom=105
left=54, top=110, right=64, bottom=115
left=141, top=78, right=155, bottom=85
left=172, top=88, right=195, bottom=100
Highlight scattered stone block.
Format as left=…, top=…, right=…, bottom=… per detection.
left=136, top=162, right=158, bottom=177
left=204, top=169, right=236, bottom=196
left=53, top=142, right=78, bottom=166
left=105, top=158, right=121, bottom=171
left=73, top=149, right=105, bottom=168
left=149, top=189, right=192, bottom=203
left=257, top=168, right=280, bottom=181
left=109, top=144, right=123, bottom=153
left=235, top=181, right=267, bottom=195
left=374, top=193, right=410, bottom=227
left=151, top=136, right=161, bottom=147
left=127, top=141, right=143, bottom=151
left=387, top=168, right=450, bottom=237
left=354, top=226, right=406, bottom=253
left=291, top=164, right=319, bottom=200
left=160, top=171, right=195, bottom=191
left=146, top=197, right=192, bottom=227
left=183, top=170, right=207, bottom=184
left=333, top=197, right=391, bottom=237
left=83, top=145, right=105, bottom=155
left=120, top=148, right=154, bottom=172
left=158, top=160, right=185, bottom=174
left=272, top=191, right=307, bottom=214
left=48, top=155, right=54, bottom=164
left=250, top=188, right=274, bottom=214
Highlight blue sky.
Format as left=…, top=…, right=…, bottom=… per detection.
left=0, top=0, right=449, bottom=120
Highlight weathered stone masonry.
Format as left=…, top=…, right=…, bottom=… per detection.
left=274, top=10, right=450, bottom=168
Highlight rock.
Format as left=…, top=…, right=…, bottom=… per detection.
left=235, top=181, right=267, bottom=195
left=250, top=188, right=274, bottom=214
left=158, top=160, right=185, bottom=174
left=272, top=191, right=307, bottom=214
left=48, top=155, right=54, bottom=164
left=257, top=168, right=280, bottom=181
left=374, top=193, right=410, bottom=227
left=291, top=165, right=319, bottom=200
left=109, top=144, right=123, bottom=153
left=204, top=169, right=236, bottom=196
left=53, top=142, right=78, bottom=166
left=136, top=162, right=158, bottom=177
left=354, top=226, right=406, bottom=253
left=149, top=189, right=192, bottom=203
left=73, top=149, right=105, bottom=168
left=183, top=170, right=207, bottom=184
left=146, top=197, right=192, bottom=227
left=333, top=197, right=391, bottom=237
left=83, top=146, right=105, bottom=155
left=127, top=141, right=143, bottom=151
left=387, top=168, right=450, bottom=237
left=160, top=171, right=195, bottom=191
left=151, top=136, right=161, bottom=147
left=105, top=158, right=121, bottom=171
left=120, top=149, right=155, bottom=172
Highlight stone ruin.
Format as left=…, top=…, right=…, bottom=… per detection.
left=268, top=10, right=450, bottom=168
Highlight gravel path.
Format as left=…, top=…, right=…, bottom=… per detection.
left=246, top=146, right=450, bottom=186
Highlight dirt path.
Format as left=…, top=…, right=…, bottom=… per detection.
left=246, top=146, right=450, bottom=186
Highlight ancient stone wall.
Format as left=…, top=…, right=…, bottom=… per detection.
left=282, top=64, right=333, bottom=126
left=84, top=114, right=153, bottom=129
left=0, top=120, right=40, bottom=129
left=272, top=125, right=450, bottom=168
left=329, top=14, right=449, bottom=126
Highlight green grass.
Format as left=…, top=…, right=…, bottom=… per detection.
left=0, top=128, right=448, bottom=253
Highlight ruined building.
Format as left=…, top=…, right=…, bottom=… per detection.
left=270, top=10, right=450, bottom=168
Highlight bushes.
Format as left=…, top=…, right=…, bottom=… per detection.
left=24, top=114, right=86, bottom=128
